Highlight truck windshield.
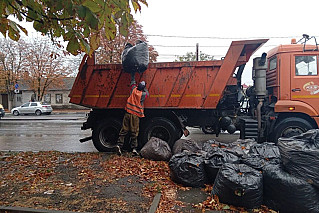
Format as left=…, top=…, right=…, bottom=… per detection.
left=295, top=55, right=317, bottom=76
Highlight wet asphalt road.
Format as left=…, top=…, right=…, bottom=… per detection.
left=0, top=113, right=96, bottom=152
left=0, top=113, right=239, bottom=152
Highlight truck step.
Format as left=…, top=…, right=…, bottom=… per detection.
left=239, top=118, right=258, bottom=140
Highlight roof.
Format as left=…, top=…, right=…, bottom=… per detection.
left=18, top=77, right=75, bottom=91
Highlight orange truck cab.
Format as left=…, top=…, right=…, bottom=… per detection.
left=70, top=35, right=319, bottom=152
left=260, top=35, right=319, bottom=141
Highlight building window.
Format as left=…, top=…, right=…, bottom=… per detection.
left=16, top=94, right=22, bottom=102
left=55, top=94, right=63, bottom=104
left=295, top=55, right=317, bottom=76
left=44, top=94, right=51, bottom=104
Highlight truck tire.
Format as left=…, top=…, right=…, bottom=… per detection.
left=142, top=117, right=179, bottom=148
left=92, top=118, right=122, bottom=152
left=273, top=117, right=313, bottom=143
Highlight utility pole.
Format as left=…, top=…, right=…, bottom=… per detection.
left=196, top=43, right=199, bottom=61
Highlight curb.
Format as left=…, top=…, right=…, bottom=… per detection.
left=0, top=206, right=89, bottom=213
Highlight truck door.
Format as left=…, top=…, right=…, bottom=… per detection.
left=291, top=55, right=319, bottom=114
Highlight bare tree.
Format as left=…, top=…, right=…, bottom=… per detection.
left=0, top=38, right=27, bottom=108
left=22, top=37, right=73, bottom=101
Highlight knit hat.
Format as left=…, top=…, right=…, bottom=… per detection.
left=138, top=81, right=146, bottom=91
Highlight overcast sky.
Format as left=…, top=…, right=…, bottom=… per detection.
left=8, top=0, right=319, bottom=84
left=134, top=0, right=319, bottom=84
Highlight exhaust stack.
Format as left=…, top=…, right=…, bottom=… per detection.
left=252, top=53, right=267, bottom=140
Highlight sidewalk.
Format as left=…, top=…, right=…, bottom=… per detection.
left=50, top=109, right=91, bottom=115
left=1, top=109, right=90, bottom=120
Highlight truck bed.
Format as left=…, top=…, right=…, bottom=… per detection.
left=69, top=39, right=267, bottom=109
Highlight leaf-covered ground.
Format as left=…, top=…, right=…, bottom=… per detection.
left=0, top=151, right=276, bottom=212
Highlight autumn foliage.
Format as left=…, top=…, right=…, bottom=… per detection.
left=0, top=151, right=278, bottom=212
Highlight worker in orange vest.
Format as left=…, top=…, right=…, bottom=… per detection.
left=116, top=73, right=149, bottom=156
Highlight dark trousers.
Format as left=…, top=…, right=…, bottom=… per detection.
left=117, top=113, right=139, bottom=149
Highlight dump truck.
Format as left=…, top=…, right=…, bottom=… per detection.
left=69, top=36, right=319, bottom=152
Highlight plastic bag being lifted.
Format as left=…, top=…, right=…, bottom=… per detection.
left=140, top=137, right=172, bottom=161
left=263, top=164, right=319, bottom=213
left=212, top=163, right=263, bottom=209
left=278, top=129, right=319, bottom=188
left=122, top=41, right=149, bottom=74
left=169, top=151, right=207, bottom=187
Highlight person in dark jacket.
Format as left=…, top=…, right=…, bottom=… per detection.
left=116, top=73, right=149, bottom=155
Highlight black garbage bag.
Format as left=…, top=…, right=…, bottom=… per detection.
left=263, top=164, right=319, bottom=213
left=278, top=129, right=319, bottom=188
left=122, top=41, right=149, bottom=74
left=202, top=139, right=229, bottom=153
left=172, top=139, right=201, bottom=155
left=204, top=148, right=240, bottom=183
left=140, top=137, right=172, bottom=161
left=225, top=139, right=257, bottom=157
left=248, top=142, right=281, bottom=160
left=169, top=151, right=207, bottom=187
left=242, top=142, right=281, bottom=170
left=241, top=153, right=279, bottom=171
left=212, top=163, right=263, bottom=209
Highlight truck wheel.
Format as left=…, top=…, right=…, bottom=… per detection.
left=142, top=117, right=179, bottom=148
left=92, top=119, right=122, bottom=152
left=273, top=117, right=313, bottom=143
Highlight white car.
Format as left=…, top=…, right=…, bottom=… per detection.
left=11, top=102, right=53, bottom=116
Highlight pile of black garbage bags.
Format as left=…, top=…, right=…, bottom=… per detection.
left=140, top=130, right=319, bottom=212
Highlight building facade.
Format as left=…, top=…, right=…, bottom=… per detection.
left=0, top=77, right=87, bottom=110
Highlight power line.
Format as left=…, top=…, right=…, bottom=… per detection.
left=152, top=44, right=277, bottom=48
left=146, top=34, right=302, bottom=39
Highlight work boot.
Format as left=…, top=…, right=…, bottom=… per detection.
left=132, top=149, right=139, bottom=156
left=115, top=145, right=122, bottom=156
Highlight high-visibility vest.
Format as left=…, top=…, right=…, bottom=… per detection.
left=125, top=87, right=145, bottom=117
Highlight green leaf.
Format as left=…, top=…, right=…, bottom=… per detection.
left=27, top=9, right=39, bottom=21
left=63, top=31, right=73, bottom=40
left=79, top=37, right=90, bottom=53
left=83, top=24, right=90, bottom=37
left=0, top=19, right=9, bottom=37
left=8, top=20, right=19, bottom=33
left=66, top=37, right=80, bottom=55
left=131, top=0, right=141, bottom=12
left=85, top=10, right=98, bottom=30
left=8, top=25, right=20, bottom=41
left=54, top=0, right=64, bottom=11
left=16, top=22, right=28, bottom=35
left=33, top=21, right=47, bottom=34
left=21, top=0, right=28, bottom=6
left=77, top=5, right=87, bottom=19
left=82, top=0, right=102, bottom=13
left=89, top=33, right=100, bottom=52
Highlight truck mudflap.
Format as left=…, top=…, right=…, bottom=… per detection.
left=81, top=121, right=89, bottom=130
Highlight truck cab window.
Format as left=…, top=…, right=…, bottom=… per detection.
left=295, top=55, right=317, bottom=76
left=269, top=57, right=277, bottom=70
